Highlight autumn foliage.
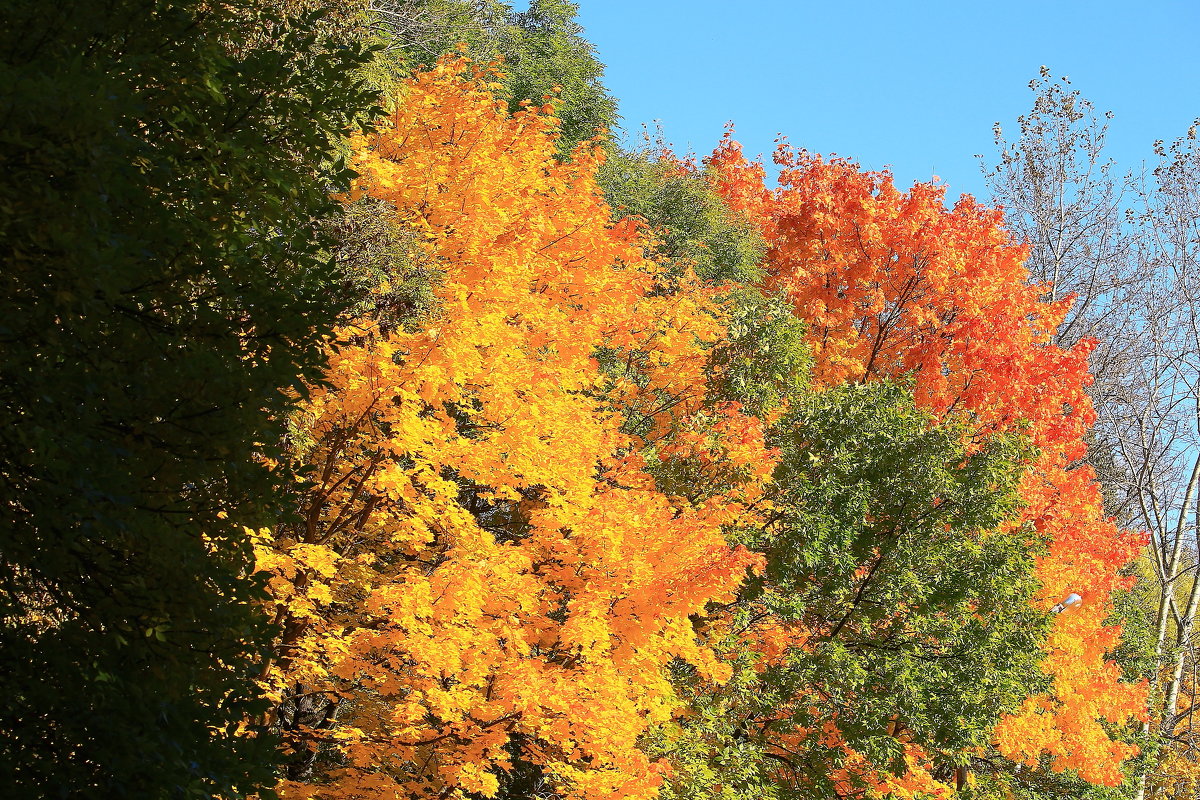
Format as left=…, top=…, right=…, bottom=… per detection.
left=254, top=58, right=774, bottom=800
left=707, top=138, right=1147, bottom=787
left=6, top=1, right=1162, bottom=798
left=249, top=55, right=1147, bottom=800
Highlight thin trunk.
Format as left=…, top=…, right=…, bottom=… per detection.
left=1161, top=469, right=1200, bottom=740
left=1154, top=455, right=1200, bottom=662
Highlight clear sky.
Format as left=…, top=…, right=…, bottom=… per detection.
left=574, top=0, right=1200, bottom=202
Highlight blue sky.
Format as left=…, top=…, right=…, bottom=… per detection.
left=575, top=0, right=1200, bottom=202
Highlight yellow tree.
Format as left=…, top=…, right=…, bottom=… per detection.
left=253, top=57, right=776, bottom=800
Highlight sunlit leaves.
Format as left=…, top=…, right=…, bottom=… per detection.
left=257, top=57, right=774, bottom=800
left=708, top=137, right=1147, bottom=788
left=249, top=47, right=1145, bottom=800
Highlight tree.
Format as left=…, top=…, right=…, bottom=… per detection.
left=369, top=0, right=618, bottom=154
left=980, top=67, right=1147, bottom=521
left=491, top=0, right=615, bottom=153
left=657, top=382, right=1047, bottom=800
left=1114, top=122, right=1200, bottom=800
left=707, top=137, right=1147, bottom=789
left=253, top=58, right=775, bottom=800
left=0, top=1, right=379, bottom=795
left=980, top=69, right=1138, bottom=354
left=599, top=143, right=765, bottom=287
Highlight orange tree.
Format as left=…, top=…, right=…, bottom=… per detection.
left=252, top=58, right=776, bottom=800
left=679, top=138, right=1150, bottom=796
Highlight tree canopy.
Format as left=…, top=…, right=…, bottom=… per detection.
left=0, top=0, right=378, bottom=794
left=0, top=5, right=1160, bottom=800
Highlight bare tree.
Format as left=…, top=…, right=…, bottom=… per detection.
left=1123, top=125, right=1200, bottom=799
left=981, top=68, right=1138, bottom=341
left=983, top=71, right=1200, bottom=800
left=981, top=69, right=1147, bottom=521
left=365, top=0, right=506, bottom=64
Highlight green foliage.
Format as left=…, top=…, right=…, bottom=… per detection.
left=371, top=0, right=617, bottom=153
left=657, top=382, right=1050, bottom=800
left=647, top=659, right=790, bottom=800
left=760, top=384, right=1047, bottom=787
left=707, top=289, right=810, bottom=418
left=600, top=148, right=766, bottom=286
left=499, top=0, right=617, bottom=152
left=0, top=0, right=380, bottom=796
left=1111, top=556, right=1161, bottom=684
left=332, top=198, right=440, bottom=332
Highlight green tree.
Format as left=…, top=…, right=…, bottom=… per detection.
left=599, top=147, right=766, bottom=286
left=370, top=0, right=618, bottom=153
left=656, top=382, right=1049, bottom=800
left=0, top=1, right=379, bottom=796
left=499, top=0, right=617, bottom=152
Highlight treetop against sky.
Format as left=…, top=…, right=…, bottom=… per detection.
left=577, top=0, right=1200, bottom=200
